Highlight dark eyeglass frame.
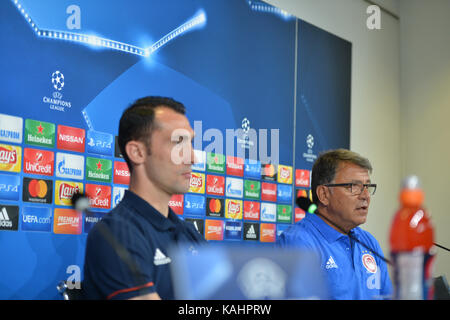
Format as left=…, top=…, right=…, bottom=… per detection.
left=323, top=183, right=377, bottom=196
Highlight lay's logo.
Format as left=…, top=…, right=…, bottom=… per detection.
left=55, top=180, right=83, bottom=206
left=0, top=144, right=21, bottom=173
left=188, top=172, right=205, bottom=194
left=225, top=199, right=243, bottom=220
left=277, top=165, right=292, bottom=184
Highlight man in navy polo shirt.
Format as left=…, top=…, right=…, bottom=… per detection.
left=83, top=96, right=206, bottom=300
left=278, top=149, right=392, bottom=299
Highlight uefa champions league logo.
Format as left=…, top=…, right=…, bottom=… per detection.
left=42, top=70, right=72, bottom=112
left=306, top=134, right=314, bottom=150
left=51, top=71, right=65, bottom=91
left=241, top=117, right=250, bottom=134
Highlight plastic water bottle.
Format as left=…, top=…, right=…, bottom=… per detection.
left=389, top=175, right=435, bottom=299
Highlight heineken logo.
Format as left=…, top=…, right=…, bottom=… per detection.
left=24, top=119, right=55, bottom=147
left=86, top=157, right=112, bottom=183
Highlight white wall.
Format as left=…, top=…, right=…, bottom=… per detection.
left=266, top=0, right=449, bottom=281
left=399, top=0, right=450, bottom=282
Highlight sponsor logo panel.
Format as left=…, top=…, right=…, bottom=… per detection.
left=184, top=218, right=204, bottom=236
left=169, top=194, right=184, bottom=215
left=296, top=189, right=312, bottom=201
left=0, top=205, right=19, bottom=231
left=21, top=206, right=52, bottom=232
left=295, top=207, right=306, bottom=222
left=277, top=184, right=292, bottom=203
left=86, top=184, right=111, bottom=209
left=261, top=163, right=277, bottom=181
left=53, top=208, right=82, bottom=234
left=244, top=179, right=260, bottom=200
left=206, top=153, right=225, bottom=174
left=22, top=177, right=53, bottom=204
left=243, top=222, right=259, bottom=241
left=55, top=152, right=84, bottom=180
left=86, top=157, right=112, bottom=183
left=261, top=182, right=277, bottom=202
left=277, top=165, right=293, bottom=184
left=206, top=174, right=225, bottom=196
left=277, top=224, right=290, bottom=239
left=226, top=156, right=244, bottom=177
left=192, top=150, right=206, bottom=171
left=112, top=186, right=127, bottom=208
left=24, top=119, right=55, bottom=148
left=225, top=199, right=243, bottom=220
left=0, top=144, right=22, bottom=173
left=0, top=113, right=23, bottom=144
left=260, top=223, right=276, bottom=242
left=86, top=130, right=113, bottom=156
left=225, top=177, right=243, bottom=198
left=57, top=125, right=85, bottom=153
left=224, top=221, right=243, bottom=240
left=277, top=204, right=292, bottom=223
left=244, top=159, right=261, bottom=180
left=24, top=148, right=54, bottom=176
left=54, top=180, right=83, bottom=206
left=0, top=174, right=20, bottom=201
left=183, top=194, right=205, bottom=216
left=205, top=219, right=223, bottom=241
left=188, top=172, right=205, bottom=194
left=260, top=202, right=276, bottom=222
left=295, top=169, right=310, bottom=188
left=206, top=197, right=224, bottom=218
left=113, top=161, right=130, bottom=185
left=84, top=211, right=106, bottom=234
left=243, top=201, right=260, bottom=221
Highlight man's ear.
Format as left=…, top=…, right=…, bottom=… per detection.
left=316, top=185, right=330, bottom=207
left=125, top=140, right=146, bottom=167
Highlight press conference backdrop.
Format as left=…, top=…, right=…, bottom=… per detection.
left=0, top=0, right=350, bottom=299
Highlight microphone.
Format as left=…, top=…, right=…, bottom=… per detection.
left=295, top=195, right=393, bottom=266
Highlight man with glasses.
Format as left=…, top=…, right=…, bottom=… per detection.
left=277, top=149, right=392, bottom=299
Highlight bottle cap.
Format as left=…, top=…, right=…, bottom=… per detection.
left=402, top=175, right=421, bottom=190
left=400, top=175, right=424, bottom=207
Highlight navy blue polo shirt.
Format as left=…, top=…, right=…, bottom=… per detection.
left=83, top=190, right=206, bottom=300
left=277, top=213, right=393, bottom=300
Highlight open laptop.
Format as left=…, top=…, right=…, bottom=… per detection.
left=169, top=244, right=329, bottom=300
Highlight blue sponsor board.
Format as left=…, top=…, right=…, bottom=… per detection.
left=224, top=220, right=243, bottom=240
left=276, top=224, right=290, bottom=239
left=277, top=184, right=292, bottom=203
left=84, top=211, right=106, bottom=233
left=244, top=159, right=261, bottom=180
left=86, top=130, right=113, bottom=156
left=21, top=206, right=52, bottom=232
left=183, top=194, right=206, bottom=216
left=0, top=174, right=20, bottom=201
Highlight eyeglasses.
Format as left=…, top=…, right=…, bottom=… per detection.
left=323, top=182, right=377, bottom=196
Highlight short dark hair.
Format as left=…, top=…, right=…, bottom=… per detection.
left=118, top=96, right=186, bottom=172
left=311, top=149, right=372, bottom=205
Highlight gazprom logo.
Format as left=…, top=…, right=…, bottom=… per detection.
left=225, top=177, right=243, bottom=198
left=0, top=114, right=23, bottom=144
left=261, top=202, right=276, bottom=222
left=112, top=186, right=127, bottom=208
left=56, top=152, right=84, bottom=180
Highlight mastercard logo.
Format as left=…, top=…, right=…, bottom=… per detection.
left=28, top=179, right=48, bottom=198
left=208, top=198, right=222, bottom=213
left=264, top=164, right=276, bottom=177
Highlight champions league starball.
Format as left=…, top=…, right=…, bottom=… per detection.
left=51, top=71, right=65, bottom=91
